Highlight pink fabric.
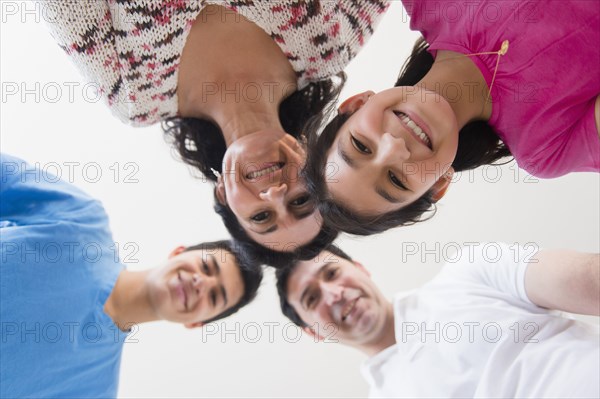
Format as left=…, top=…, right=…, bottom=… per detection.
left=402, top=0, right=600, bottom=177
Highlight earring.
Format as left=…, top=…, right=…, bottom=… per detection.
left=300, top=134, right=308, bottom=147
left=211, top=168, right=221, bottom=179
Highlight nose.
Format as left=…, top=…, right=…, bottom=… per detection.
left=258, top=183, right=288, bottom=203
left=192, top=273, right=217, bottom=296
left=321, top=283, right=343, bottom=306
left=377, top=132, right=410, bottom=164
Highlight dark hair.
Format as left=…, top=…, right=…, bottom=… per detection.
left=214, top=191, right=339, bottom=269
left=184, top=240, right=263, bottom=323
left=162, top=75, right=347, bottom=183
left=275, top=245, right=352, bottom=327
left=303, top=37, right=513, bottom=236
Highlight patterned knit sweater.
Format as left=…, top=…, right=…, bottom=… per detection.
left=42, top=0, right=389, bottom=126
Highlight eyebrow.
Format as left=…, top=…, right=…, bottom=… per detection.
left=299, top=263, right=332, bottom=310
left=337, top=140, right=357, bottom=169
left=375, top=186, right=404, bottom=204
left=295, top=208, right=315, bottom=220
left=254, top=225, right=278, bottom=235
left=210, top=255, right=228, bottom=307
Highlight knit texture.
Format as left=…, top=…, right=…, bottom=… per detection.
left=43, top=0, right=389, bottom=126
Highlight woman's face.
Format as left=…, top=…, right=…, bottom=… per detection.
left=325, top=87, right=459, bottom=215
left=218, top=130, right=322, bottom=251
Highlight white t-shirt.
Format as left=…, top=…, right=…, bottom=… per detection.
left=362, top=243, right=600, bottom=398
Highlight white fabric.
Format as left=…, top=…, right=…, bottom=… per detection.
left=362, top=243, right=600, bottom=398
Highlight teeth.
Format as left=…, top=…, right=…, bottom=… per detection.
left=399, top=113, right=431, bottom=148
left=247, top=164, right=283, bottom=180
left=342, top=298, right=357, bottom=321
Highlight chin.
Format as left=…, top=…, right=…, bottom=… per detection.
left=357, top=310, right=378, bottom=334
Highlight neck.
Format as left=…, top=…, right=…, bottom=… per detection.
left=359, top=301, right=396, bottom=357
left=104, top=270, right=158, bottom=330
left=417, top=50, right=492, bottom=129
left=177, top=4, right=297, bottom=146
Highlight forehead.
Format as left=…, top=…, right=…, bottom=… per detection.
left=326, top=142, right=400, bottom=216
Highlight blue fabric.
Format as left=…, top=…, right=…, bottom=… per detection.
left=1, top=154, right=128, bottom=398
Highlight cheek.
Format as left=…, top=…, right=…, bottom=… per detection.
left=302, top=308, right=327, bottom=328
left=189, top=306, right=209, bottom=322
left=224, top=181, right=250, bottom=213
left=432, top=100, right=459, bottom=139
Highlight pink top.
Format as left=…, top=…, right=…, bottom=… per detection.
left=402, top=0, right=599, bottom=177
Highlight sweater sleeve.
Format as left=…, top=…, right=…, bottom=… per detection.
left=39, top=0, right=132, bottom=123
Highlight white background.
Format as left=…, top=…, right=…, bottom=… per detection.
left=1, top=2, right=599, bottom=397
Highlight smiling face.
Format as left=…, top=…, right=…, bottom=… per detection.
left=326, top=87, right=459, bottom=216
left=286, top=251, right=389, bottom=347
left=218, top=129, right=322, bottom=251
left=146, top=247, right=244, bottom=327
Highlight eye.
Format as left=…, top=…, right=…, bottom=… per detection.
left=351, top=135, right=371, bottom=154
left=250, top=211, right=271, bottom=223
left=202, top=261, right=211, bottom=275
left=325, top=267, right=338, bottom=280
left=290, top=194, right=311, bottom=207
left=389, top=171, right=408, bottom=190
left=307, top=293, right=318, bottom=308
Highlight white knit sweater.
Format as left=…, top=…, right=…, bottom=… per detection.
left=42, top=0, right=389, bottom=126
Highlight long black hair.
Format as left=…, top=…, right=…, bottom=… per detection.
left=303, top=37, right=513, bottom=236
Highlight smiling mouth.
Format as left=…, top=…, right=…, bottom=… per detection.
left=394, top=111, right=432, bottom=150
left=341, top=297, right=360, bottom=322
left=246, top=162, right=285, bottom=180
left=177, top=271, right=188, bottom=310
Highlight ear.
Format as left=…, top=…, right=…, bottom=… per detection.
left=168, top=245, right=186, bottom=259
left=184, top=321, right=205, bottom=329
left=338, top=91, right=375, bottom=114
left=430, top=167, right=454, bottom=203
left=353, top=261, right=371, bottom=277
left=215, top=179, right=227, bottom=206
left=302, top=326, right=325, bottom=342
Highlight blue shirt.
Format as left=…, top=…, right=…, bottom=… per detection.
left=1, top=154, right=128, bottom=398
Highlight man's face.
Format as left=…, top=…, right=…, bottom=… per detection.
left=146, top=247, right=244, bottom=327
left=286, top=252, right=388, bottom=347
